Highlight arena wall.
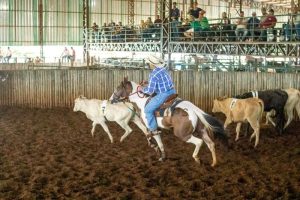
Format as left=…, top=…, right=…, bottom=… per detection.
left=0, top=69, right=299, bottom=112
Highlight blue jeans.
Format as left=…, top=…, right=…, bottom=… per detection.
left=144, top=89, right=176, bottom=131
left=284, top=24, right=292, bottom=40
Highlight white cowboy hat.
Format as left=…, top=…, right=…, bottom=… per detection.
left=145, top=54, right=165, bottom=68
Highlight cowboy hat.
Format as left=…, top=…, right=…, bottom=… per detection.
left=145, top=54, right=165, bottom=68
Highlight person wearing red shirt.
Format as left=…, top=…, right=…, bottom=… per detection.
left=258, top=9, right=277, bottom=41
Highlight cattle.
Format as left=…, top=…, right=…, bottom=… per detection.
left=234, top=89, right=288, bottom=134
left=212, top=97, right=264, bottom=147
left=73, top=96, right=148, bottom=143
left=266, top=88, right=300, bottom=129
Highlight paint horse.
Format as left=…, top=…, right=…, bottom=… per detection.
left=111, top=77, right=227, bottom=167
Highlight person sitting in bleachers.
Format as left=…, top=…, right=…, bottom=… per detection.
left=247, top=12, right=260, bottom=41
left=197, top=11, right=211, bottom=40
left=141, top=17, right=155, bottom=41
left=219, top=12, right=234, bottom=41
left=91, top=22, right=99, bottom=43
left=113, top=22, right=124, bottom=42
left=100, top=23, right=110, bottom=42
left=184, top=15, right=201, bottom=40
left=258, top=8, right=277, bottom=41
left=153, top=15, right=162, bottom=40
left=235, top=11, right=248, bottom=41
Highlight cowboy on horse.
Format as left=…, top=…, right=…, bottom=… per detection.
left=139, top=54, right=176, bottom=137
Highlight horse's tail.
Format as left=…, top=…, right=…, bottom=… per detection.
left=188, top=102, right=228, bottom=144
left=203, top=113, right=228, bottom=145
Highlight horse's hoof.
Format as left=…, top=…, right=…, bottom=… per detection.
left=194, top=158, right=201, bottom=164
left=158, top=157, right=165, bottom=162
left=211, top=163, right=216, bottom=167
left=235, top=138, right=239, bottom=142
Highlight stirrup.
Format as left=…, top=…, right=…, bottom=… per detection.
left=146, top=130, right=161, bottom=138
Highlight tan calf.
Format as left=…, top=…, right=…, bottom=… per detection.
left=212, top=97, right=264, bottom=147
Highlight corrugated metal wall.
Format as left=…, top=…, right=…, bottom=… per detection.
left=0, top=69, right=299, bottom=111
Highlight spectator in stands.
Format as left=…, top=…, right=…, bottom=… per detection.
left=153, top=15, right=162, bottom=40
left=235, top=11, right=248, bottom=41
left=248, top=12, right=260, bottom=41
left=70, top=47, right=76, bottom=66
left=142, top=17, right=155, bottom=41
left=283, top=15, right=294, bottom=41
left=184, top=15, right=201, bottom=40
left=258, top=8, right=277, bottom=41
left=100, top=22, right=110, bottom=42
left=170, top=2, right=180, bottom=40
left=92, top=22, right=99, bottom=42
left=292, top=6, right=300, bottom=40
left=113, top=22, right=124, bottom=42
left=199, top=11, right=210, bottom=32
left=260, top=7, right=268, bottom=23
left=188, top=1, right=205, bottom=19
left=108, top=21, right=116, bottom=42
left=154, top=15, right=162, bottom=24
left=257, top=7, right=268, bottom=41
left=61, top=47, right=70, bottom=63
left=4, top=47, right=12, bottom=63
left=140, top=20, right=146, bottom=29
left=219, top=12, right=234, bottom=41
left=171, top=2, right=180, bottom=21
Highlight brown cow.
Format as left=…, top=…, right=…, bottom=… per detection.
left=212, top=97, right=264, bottom=147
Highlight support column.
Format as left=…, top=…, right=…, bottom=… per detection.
left=83, top=0, right=89, bottom=66
left=128, top=0, right=134, bottom=26
left=38, top=0, right=43, bottom=59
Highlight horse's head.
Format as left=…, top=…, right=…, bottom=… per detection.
left=111, top=77, right=133, bottom=103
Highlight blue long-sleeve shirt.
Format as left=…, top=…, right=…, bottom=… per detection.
left=143, top=67, right=174, bottom=95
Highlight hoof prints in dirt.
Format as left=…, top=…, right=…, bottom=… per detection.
left=0, top=107, right=299, bottom=199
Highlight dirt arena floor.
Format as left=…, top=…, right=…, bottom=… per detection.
left=0, top=106, right=299, bottom=200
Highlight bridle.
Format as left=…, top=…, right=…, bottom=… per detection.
left=113, top=82, right=146, bottom=102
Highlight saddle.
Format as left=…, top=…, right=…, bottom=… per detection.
left=146, top=93, right=181, bottom=117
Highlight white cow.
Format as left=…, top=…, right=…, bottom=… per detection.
left=73, top=96, right=148, bottom=143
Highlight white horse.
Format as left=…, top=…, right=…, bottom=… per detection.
left=111, top=78, right=227, bottom=167
left=73, top=96, right=148, bottom=143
